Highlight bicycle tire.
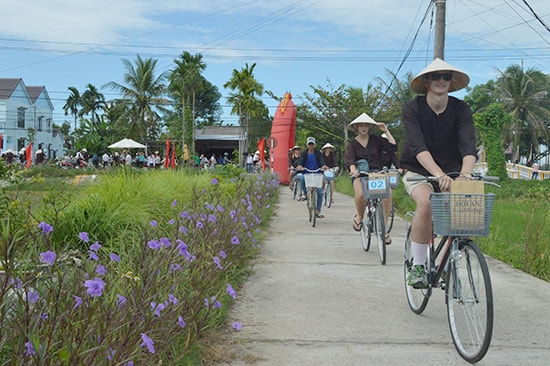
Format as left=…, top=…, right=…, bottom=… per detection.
left=326, top=185, right=333, bottom=208
left=360, top=207, right=372, bottom=251
left=446, top=240, right=493, bottom=363
left=404, top=225, right=430, bottom=314
left=311, top=189, right=317, bottom=227
left=386, top=197, right=395, bottom=233
left=292, top=179, right=298, bottom=200
left=374, top=200, right=386, bottom=265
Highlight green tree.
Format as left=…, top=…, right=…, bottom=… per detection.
left=495, top=63, right=550, bottom=159
left=169, top=52, right=207, bottom=155
left=63, top=86, right=81, bottom=131
left=224, top=63, right=265, bottom=152
left=79, top=84, right=106, bottom=131
left=104, top=55, right=168, bottom=142
left=475, top=104, right=510, bottom=180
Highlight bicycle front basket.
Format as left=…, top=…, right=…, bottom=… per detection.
left=304, top=173, right=324, bottom=188
left=360, top=173, right=390, bottom=199
left=430, top=193, right=495, bottom=236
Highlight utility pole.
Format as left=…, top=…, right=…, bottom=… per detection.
left=434, top=0, right=446, bottom=59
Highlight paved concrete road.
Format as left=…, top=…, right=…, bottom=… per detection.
left=223, top=187, right=550, bottom=365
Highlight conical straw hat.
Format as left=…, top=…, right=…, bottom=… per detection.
left=347, top=112, right=379, bottom=130
left=410, top=58, right=470, bottom=94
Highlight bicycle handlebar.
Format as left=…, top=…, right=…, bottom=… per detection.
left=406, top=172, right=500, bottom=185
left=301, top=168, right=323, bottom=173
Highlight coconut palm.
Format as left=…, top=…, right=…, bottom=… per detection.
left=79, top=84, right=106, bottom=132
left=63, top=86, right=81, bottom=130
left=104, top=55, right=168, bottom=142
left=495, top=63, right=550, bottom=157
left=169, top=52, right=206, bottom=153
left=224, top=63, right=265, bottom=151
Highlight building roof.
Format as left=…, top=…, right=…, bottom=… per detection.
left=195, top=125, right=245, bottom=141
left=0, top=78, right=23, bottom=99
left=26, top=86, right=46, bottom=103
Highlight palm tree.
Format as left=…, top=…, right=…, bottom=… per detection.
left=63, top=86, right=81, bottom=131
left=224, top=63, right=264, bottom=153
left=496, top=63, right=550, bottom=158
left=79, top=84, right=106, bottom=132
left=104, top=55, right=168, bottom=142
left=169, top=52, right=206, bottom=154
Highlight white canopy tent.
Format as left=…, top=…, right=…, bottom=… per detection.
left=107, top=138, right=147, bottom=149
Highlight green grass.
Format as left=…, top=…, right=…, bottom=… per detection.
left=335, top=175, right=550, bottom=282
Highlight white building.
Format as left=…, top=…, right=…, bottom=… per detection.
left=0, top=78, right=64, bottom=160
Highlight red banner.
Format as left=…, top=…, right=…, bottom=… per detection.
left=258, top=138, right=266, bottom=171
left=25, top=143, right=32, bottom=169
left=164, top=139, right=170, bottom=168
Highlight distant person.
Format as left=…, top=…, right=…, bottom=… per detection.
left=531, top=162, right=540, bottom=180
left=297, top=136, right=328, bottom=218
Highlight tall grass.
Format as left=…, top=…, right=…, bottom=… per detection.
left=335, top=175, right=550, bottom=282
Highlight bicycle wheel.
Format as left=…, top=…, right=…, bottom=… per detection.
left=373, top=200, right=386, bottom=265
left=447, top=240, right=493, bottom=363
left=386, top=197, right=395, bottom=233
left=326, top=184, right=333, bottom=208
left=404, top=225, right=430, bottom=314
left=292, top=179, right=298, bottom=200
left=360, top=206, right=372, bottom=251
left=311, top=189, right=318, bottom=227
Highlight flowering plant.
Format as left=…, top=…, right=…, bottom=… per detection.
left=0, top=172, right=278, bottom=364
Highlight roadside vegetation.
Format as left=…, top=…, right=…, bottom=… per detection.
left=335, top=175, right=550, bottom=282
left=0, top=163, right=278, bottom=365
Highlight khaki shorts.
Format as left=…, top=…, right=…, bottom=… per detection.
left=402, top=171, right=434, bottom=196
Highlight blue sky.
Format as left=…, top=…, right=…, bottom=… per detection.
left=1, top=0, right=549, bottom=127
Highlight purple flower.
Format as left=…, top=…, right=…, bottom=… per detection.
left=95, top=264, right=107, bottom=276
left=88, top=251, right=99, bottom=261
left=169, top=263, right=182, bottom=271
left=231, top=236, right=240, bottom=245
left=226, top=284, right=236, bottom=299
left=213, top=256, right=223, bottom=270
left=79, top=232, right=89, bottom=243
left=159, top=237, right=171, bottom=247
left=172, top=199, right=177, bottom=206
left=213, top=300, right=222, bottom=308
left=39, top=251, right=56, bottom=265
left=153, top=302, right=165, bottom=317
left=178, top=226, right=188, bottom=234
left=211, top=178, right=219, bottom=185
left=196, top=221, right=203, bottom=228
left=219, top=250, right=227, bottom=259
left=167, top=294, right=178, bottom=305
left=180, top=211, right=190, bottom=219
left=84, top=278, right=105, bottom=297
left=73, top=295, right=82, bottom=309
left=38, top=222, right=53, bottom=234
left=90, top=242, right=102, bottom=252
left=150, top=220, right=158, bottom=227
left=147, top=239, right=161, bottom=250
left=168, top=219, right=175, bottom=225
left=110, top=253, right=121, bottom=262
left=230, top=210, right=236, bottom=219
left=116, top=294, right=126, bottom=308
left=177, top=315, right=186, bottom=328
left=208, top=214, right=216, bottom=223
left=217, top=205, right=224, bottom=212
left=140, top=333, right=155, bottom=354
left=25, top=341, right=36, bottom=356
left=232, top=322, right=242, bottom=330
left=27, top=290, right=39, bottom=304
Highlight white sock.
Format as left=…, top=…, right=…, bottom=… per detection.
left=412, top=242, right=428, bottom=267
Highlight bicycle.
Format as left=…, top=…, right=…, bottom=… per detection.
left=289, top=168, right=303, bottom=200
left=302, top=168, right=324, bottom=227
left=323, top=167, right=338, bottom=208
left=385, top=168, right=400, bottom=233
left=404, top=173, right=499, bottom=363
left=357, top=170, right=391, bottom=265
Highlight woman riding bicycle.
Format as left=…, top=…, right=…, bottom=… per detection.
left=400, top=58, right=477, bottom=289
left=297, top=137, right=328, bottom=218
left=289, top=145, right=302, bottom=192
left=344, top=112, right=396, bottom=243
left=321, top=143, right=339, bottom=205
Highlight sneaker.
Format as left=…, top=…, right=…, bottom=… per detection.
left=407, top=265, right=428, bottom=289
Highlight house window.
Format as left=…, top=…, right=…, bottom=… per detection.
left=47, top=118, right=52, bottom=132
left=18, top=107, right=26, bottom=128
left=38, top=116, right=43, bottom=131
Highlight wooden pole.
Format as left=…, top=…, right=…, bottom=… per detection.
left=434, top=0, right=446, bottom=59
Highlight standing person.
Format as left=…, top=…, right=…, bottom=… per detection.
left=102, top=152, right=110, bottom=168
left=321, top=143, right=339, bottom=204
left=245, top=152, right=254, bottom=173
left=531, top=162, right=539, bottom=180
left=400, top=58, right=477, bottom=289
left=297, top=137, right=328, bottom=218
left=344, top=112, right=396, bottom=244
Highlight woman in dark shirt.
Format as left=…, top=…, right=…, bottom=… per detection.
left=344, top=113, right=396, bottom=242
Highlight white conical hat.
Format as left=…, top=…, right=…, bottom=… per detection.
left=410, top=58, right=470, bottom=94
left=321, top=143, right=335, bottom=150
left=347, top=112, right=379, bottom=130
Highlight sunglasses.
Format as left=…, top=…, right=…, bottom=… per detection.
left=425, top=72, right=453, bottom=81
